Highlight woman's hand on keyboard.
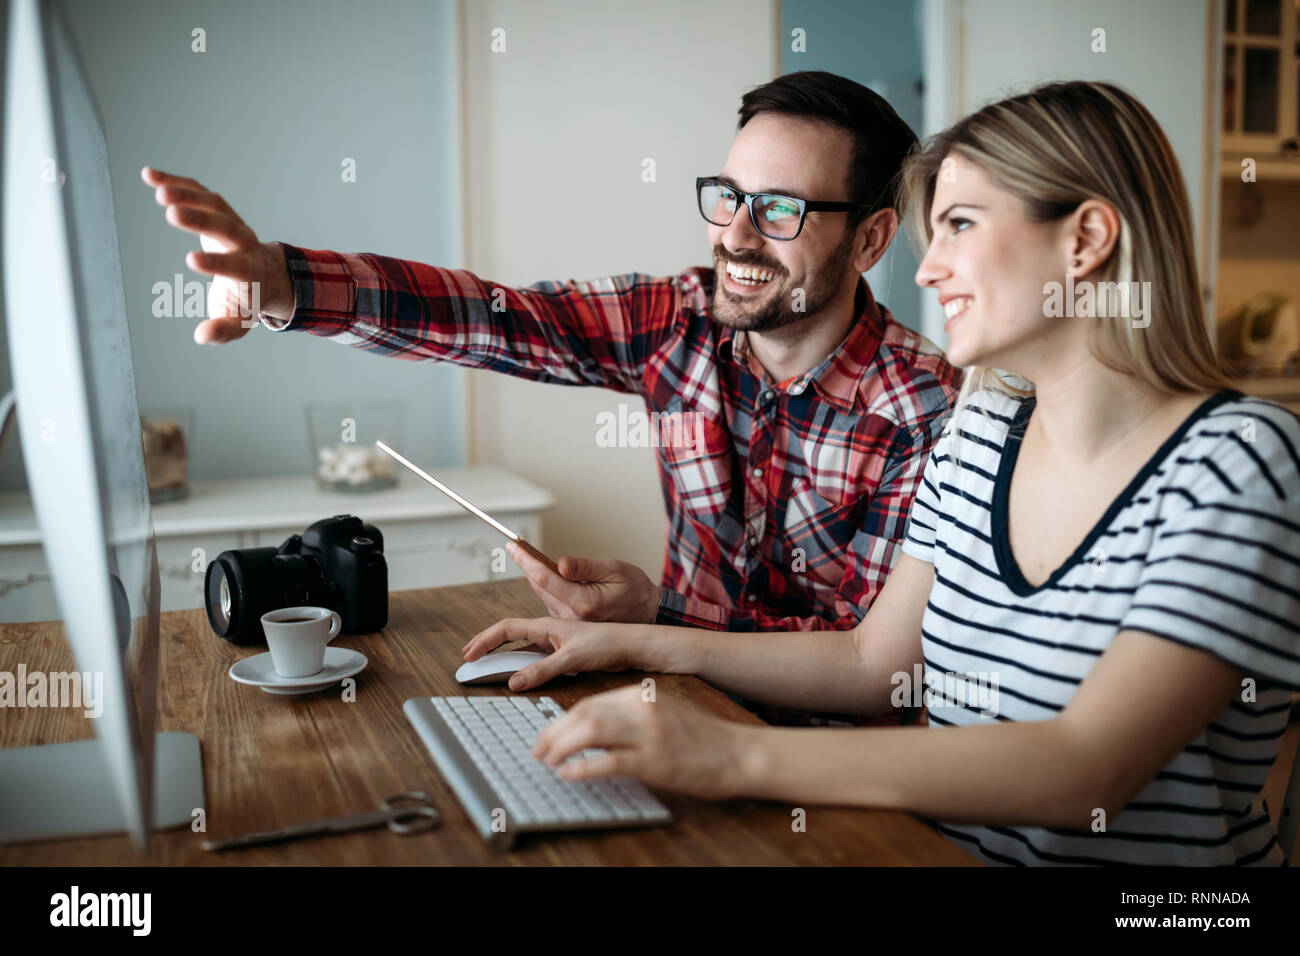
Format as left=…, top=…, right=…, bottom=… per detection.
left=461, top=617, right=643, bottom=691
left=531, top=685, right=750, bottom=800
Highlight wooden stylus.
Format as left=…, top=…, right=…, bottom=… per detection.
left=373, top=441, right=562, bottom=574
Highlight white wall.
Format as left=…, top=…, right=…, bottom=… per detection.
left=919, top=0, right=1211, bottom=345
left=459, top=0, right=779, bottom=576
left=460, top=0, right=1214, bottom=570
left=0, top=0, right=469, bottom=493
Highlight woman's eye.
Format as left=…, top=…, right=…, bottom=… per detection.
left=949, top=217, right=973, bottom=233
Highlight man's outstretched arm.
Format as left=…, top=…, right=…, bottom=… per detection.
left=143, top=166, right=681, bottom=393
left=263, top=242, right=682, bottom=394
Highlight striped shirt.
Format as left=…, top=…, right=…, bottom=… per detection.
left=901, top=387, right=1300, bottom=865
left=260, top=244, right=960, bottom=643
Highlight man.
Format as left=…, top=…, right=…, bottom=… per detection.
left=144, top=71, right=960, bottom=710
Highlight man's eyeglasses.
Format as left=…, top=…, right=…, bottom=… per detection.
left=695, top=176, right=868, bottom=241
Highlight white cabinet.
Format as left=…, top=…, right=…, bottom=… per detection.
left=1215, top=0, right=1300, bottom=396
left=1221, top=0, right=1300, bottom=156
left=0, top=467, right=553, bottom=623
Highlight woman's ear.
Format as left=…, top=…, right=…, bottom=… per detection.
left=1065, top=199, right=1121, bottom=278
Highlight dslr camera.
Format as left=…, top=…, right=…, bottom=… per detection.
left=204, top=514, right=387, bottom=644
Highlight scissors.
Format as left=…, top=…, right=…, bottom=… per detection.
left=199, top=791, right=440, bottom=852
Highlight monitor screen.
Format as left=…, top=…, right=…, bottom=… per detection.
left=1, top=0, right=160, bottom=846
left=47, top=0, right=159, bottom=682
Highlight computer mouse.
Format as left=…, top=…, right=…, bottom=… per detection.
left=455, top=649, right=564, bottom=686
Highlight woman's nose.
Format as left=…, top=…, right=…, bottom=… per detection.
left=914, top=241, right=947, bottom=287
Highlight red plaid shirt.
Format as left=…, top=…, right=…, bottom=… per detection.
left=262, top=245, right=960, bottom=719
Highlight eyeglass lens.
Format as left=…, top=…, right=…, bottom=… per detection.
left=699, top=181, right=803, bottom=240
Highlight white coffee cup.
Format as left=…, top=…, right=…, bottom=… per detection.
left=261, top=606, right=341, bottom=678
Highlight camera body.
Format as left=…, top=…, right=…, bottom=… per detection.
left=204, top=514, right=387, bottom=645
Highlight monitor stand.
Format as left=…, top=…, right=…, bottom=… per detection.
left=0, top=732, right=204, bottom=847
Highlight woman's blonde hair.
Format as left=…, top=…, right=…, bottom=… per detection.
left=899, top=81, right=1233, bottom=433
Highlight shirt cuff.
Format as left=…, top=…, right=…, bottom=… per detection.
left=654, top=588, right=729, bottom=630
left=258, top=241, right=297, bottom=331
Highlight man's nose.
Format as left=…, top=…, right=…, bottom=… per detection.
left=721, top=200, right=766, bottom=251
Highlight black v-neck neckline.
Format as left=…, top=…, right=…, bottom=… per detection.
left=991, top=389, right=1240, bottom=597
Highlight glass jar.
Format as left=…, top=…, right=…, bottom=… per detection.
left=305, top=400, right=404, bottom=493
left=140, top=406, right=194, bottom=503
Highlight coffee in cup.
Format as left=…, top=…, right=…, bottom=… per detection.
left=260, top=606, right=342, bottom=678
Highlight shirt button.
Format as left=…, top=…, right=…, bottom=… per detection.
left=751, top=467, right=763, bottom=479
left=762, top=389, right=775, bottom=403
left=744, top=592, right=756, bottom=603
left=788, top=382, right=805, bottom=395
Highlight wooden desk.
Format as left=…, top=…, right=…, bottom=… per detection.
left=0, top=579, right=978, bottom=866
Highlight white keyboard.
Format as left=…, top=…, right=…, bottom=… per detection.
left=403, top=695, right=672, bottom=848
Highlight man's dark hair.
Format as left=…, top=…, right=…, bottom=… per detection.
left=738, top=70, right=918, bottom=230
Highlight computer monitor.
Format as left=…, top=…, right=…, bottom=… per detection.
left=0, top=0, right=203, bottom=850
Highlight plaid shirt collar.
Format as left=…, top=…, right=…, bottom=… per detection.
left=714, top=277, right=884, bottom=414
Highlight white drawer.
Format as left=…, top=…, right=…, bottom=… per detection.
left=0, top=543, right=60, bottom=623
left=0, top=530, right=251, bottom=620
left=155, top=531, right=247, bottom=612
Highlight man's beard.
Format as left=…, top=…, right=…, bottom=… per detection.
left=710, top=227, right=854, bottom=333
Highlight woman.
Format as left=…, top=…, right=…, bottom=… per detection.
left=464, top=81, right=1300, bottom=865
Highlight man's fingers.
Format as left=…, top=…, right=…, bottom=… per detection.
left=557, top=555, right=599, bottom=581
left=193, top=319, right=251, bottom=346
left=164, top=205, right=256, bottom=249
left=509, top=541, right=582, bottom=603
left=155, top=184, right=235, bottom=216
left=508, top=539, right=548, bottom=578
left=524, top=577, right=574, bottom=619
left=185, top=248, right=261, bottom=281
left=153, top=184, right=216, bottom=208
left=141, top=166, right=203, bottom=190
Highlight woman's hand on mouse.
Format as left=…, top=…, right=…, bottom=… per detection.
left=141, top=166, right=294, bottom=345
left=462, top=617, right=649, bottom=691
left=531, top=685, right=753, bottom=800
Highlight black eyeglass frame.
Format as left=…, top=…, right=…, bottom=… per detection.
left=695, top=176, right=869, bottom=241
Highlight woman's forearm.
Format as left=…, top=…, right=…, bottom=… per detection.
left=632, top=624, right=891, bottom=716
left=621, top=554, right=932, bottom=718
left=732, top=718, right=1100, bottom=829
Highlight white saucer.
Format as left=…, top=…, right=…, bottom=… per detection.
left=229, top=647, right=369, bottom=696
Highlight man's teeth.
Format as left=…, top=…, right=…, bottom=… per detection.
left=726, top=262, right=776, bottom=285
left=943, top=297, right=972, bottom=319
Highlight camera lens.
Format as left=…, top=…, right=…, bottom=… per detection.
left=205, top=554, right=240, bottom=639
left=215, top=565, right=231, bottom=630
left=204, top=544, right=329, bottom=644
